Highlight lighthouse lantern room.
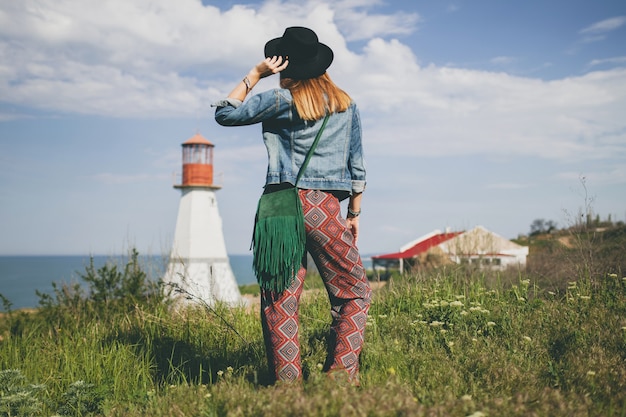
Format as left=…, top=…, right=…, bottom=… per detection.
left=179, top=134, right=217, bottom=187
left=164, top=133, right=242, bottom=306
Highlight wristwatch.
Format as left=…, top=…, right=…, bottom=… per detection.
left=347, top=207, right=361, bottom=218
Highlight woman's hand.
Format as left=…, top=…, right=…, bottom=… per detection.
left=253, top=56, right=289, bottom=79
left=227, top=56, right=288, bottom=101
left=346, top=217, right=359, bottom=244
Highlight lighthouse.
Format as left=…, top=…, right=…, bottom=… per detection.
left=164, top=133, right=242, bottom=306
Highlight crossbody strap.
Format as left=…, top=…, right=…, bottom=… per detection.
left=295, top=114, right=330, bottom=186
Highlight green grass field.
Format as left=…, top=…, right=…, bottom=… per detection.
left=1, top=246, right=625, bottom=416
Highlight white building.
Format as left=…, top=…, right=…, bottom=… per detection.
left=372, top=226, right=529, bottom=273
left=163, top=133, right=242, bottom=306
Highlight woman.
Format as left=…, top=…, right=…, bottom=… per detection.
left=214, top=26, right=371, bottom=384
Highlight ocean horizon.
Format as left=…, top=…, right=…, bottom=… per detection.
left=0, top=254, right=374, bottom=310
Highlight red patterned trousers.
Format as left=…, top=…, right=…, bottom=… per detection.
left=260, top=189, right=371, bottom=383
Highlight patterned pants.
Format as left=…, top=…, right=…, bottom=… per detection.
left=260, top=189, right=371, bottom=383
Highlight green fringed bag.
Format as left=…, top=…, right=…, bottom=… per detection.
left=252, top=114, right=329, bottom=293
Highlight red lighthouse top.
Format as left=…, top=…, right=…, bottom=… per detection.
left=175, top=133, right=221, bottom=189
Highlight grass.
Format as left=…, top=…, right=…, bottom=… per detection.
left=1, top=254, right=625, bottom=416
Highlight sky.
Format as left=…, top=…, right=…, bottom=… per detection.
left=0, top=0, right=625, bottom=257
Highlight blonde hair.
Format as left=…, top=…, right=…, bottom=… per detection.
left=280, top=73, right=352, bottom=121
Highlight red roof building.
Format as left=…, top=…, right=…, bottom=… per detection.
left=372, top=226, right=528, bottom=273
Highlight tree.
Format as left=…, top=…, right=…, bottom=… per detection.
left=530, top=219, right=558, bottom=236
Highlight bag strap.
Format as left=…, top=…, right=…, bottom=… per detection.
left=295, top=114, right=330, bottom=186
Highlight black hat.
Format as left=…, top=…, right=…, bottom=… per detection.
left=264, top=26, right=334, bottom=80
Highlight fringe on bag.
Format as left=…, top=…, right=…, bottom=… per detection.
left=252, top=212, right=306, bottom=293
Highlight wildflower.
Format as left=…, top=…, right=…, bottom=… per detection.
left=608, top=273, right=618, bottom=278
left=579, top=295, right=591, bottom=300
left=521, top=279, right=530, bottom=286
left=430, top=321, right=444, bottom=327
left=480, top=309, right=490, bottom=314
left=317, top=363, right=323, bottom=370
left=548, top=291, right=556, bottom=296
left=226, top=366, right=234, bottom=374
left=440, top=300, right=449, bottom=307
left=440, top=329, right=447, bottom=334
left=518, top=297, right=526, bottom=302
left=455, top=295, right=466, bottom=300
left=472, top=338, right=478, bottom=342
left=487, top=321, right=496, bottom=327
left=469, top=307, right=482, bottom=312
left=461, top=394, right=472, bottom=401
left=388, top=367, right=396, bottom=375
left=378, top=314, right=388, bottom=318
left=587, top=370, right=596, bottom=376
left=522, top=336, right=532, bottom=342
left=204, top=392, right=212, bottom=398
left=217, top=370, right=224, bottom=377
left=450, top=300, right=464, bottom=307
left=460, top=310, right=469, bottom=316
left=447, top=341, right=454, bottom=347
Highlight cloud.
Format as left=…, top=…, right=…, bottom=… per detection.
left=580, top=16, right=626, bottom=34
left=490, top=56, right=516, bottom=66
left=589, top=56, right=626, bottom=67
left=556, top=165, right=626, bottom=186
left=578, top=16, right=626, bottom=44
left=333, top=0, right=419, bottom=41
left=1, top=0, right=626, bottom=166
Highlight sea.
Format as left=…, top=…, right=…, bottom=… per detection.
left=0, top=254, right=256, bottom=311
left=0, top=254, right=373, bottom=310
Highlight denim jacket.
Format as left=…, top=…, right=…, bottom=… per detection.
left=214, top=88, right=366, bottom=199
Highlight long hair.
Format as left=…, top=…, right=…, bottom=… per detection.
left=280, top=73, right=352, bottom=121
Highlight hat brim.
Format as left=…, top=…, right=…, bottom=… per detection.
left=264, top=37, right=334, bottom=80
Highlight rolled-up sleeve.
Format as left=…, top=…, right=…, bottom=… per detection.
left=214, top=90, right=284, bottom=127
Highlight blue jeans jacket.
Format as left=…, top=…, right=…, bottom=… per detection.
left=214, top=88, right=366, bottom=199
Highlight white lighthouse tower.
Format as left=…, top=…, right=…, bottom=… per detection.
left=164, top=133, right=242, bottom=306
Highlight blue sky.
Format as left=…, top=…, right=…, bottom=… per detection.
left=0, top=0, right=625, bottom=256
